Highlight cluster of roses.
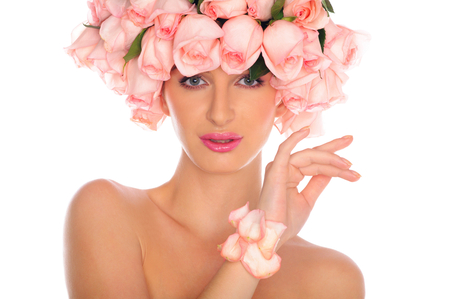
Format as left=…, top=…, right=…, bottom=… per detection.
left=66, top=0, right=369, bottom=135
left=217, top=202, right=287, bottom=278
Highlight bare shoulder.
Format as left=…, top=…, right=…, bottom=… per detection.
left=255, top=237, right=365, bottom=299
left=64, top=179, right=151, bottom=298
left=67, top=178, right=139, bottom=214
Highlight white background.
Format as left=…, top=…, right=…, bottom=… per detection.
left=1, top=0, right=449, bottom=298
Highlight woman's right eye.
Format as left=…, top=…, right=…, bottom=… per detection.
left=179, top=76, right=207, bottom=89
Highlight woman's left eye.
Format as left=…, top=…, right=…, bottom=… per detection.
left=237, top=76, right=262, bottom=88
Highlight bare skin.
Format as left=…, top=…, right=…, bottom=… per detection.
left=64, top=67, right=364, bottom=298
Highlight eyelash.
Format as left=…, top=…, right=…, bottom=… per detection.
left=178, top=75, right=264, bottom=90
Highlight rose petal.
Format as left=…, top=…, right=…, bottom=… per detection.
left=241, top=242, right=282, bottom=279
left=218, top=233, right=243, bottom=262
left=238, top=209, right=266, bottom=242
left=257, top=221, right=286, bottom=260
left=228, top=202, right=250, bottom=228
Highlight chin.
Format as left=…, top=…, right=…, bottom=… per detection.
left=187, top=144, right=261, bottom=175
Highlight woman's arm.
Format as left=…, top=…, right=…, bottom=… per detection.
left=196, top=128, right=360, bottom=299
left=64, top=179, right=152, bottom=299
left=198, top=260, right=260, bottom=299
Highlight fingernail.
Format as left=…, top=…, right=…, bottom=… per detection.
left=341, top=158, right=352, bottom=166
left=299, top=126, right=310, bottom=132
left=342, top=135, right=353, bottom=139
left=350, top=170, right=362, bottom=178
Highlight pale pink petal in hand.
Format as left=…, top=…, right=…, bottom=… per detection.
left=257, top=221, right=286, bottom=260
left=238, top=209, right=266, bottom=243
left=228, top=202, right=250, bottom=228
left=241, top=243, right=282, bottom=279
left=218, top=233, right=243, bottom=262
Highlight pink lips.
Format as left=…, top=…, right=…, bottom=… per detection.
left=200, top=132, right=243, bottom=152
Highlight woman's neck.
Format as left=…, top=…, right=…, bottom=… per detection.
left=162, top=150, right=263, bottom=243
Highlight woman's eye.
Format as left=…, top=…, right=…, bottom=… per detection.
left=184, top=76, right=205, bottom=87
left=237, top=76, right=260, bottom=87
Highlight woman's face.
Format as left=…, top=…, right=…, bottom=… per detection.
left=162, top=67, right=286, bottom=174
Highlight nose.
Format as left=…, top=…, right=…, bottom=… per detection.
left=206, top=87, right=235, bottom=127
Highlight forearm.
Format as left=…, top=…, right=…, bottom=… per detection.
left=197, top=260, right=260, bottom=299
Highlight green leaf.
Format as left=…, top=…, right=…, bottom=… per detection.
left=281, top=16, right=297, bottom=22
left=249, top=54, right=270, bottom=81
left=318, top=28, right=326, bottom=53
left=197, top=0, right=204, bottom=14
left=83, top=23, right=101, bottom=29
left=321, top=0, right=334, bottom=15
left=123, top=28, right=148, bottom=67
left=271, top=0, right=285, bottom=20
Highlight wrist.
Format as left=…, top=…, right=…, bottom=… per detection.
left=217, top=202, right=287, bottom=279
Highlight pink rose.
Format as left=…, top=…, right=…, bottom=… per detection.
left=100, top=15, right=142, bottom=54
left=271, top=66, right=347, bottom=113
left=147, top=0, right=196, bottom=22
left=65, top=25, right=102, bottom=69
left=124, top=58, right=162, bottom=96
left=200, top=0, right=248, bottom=20
left=324, top=20, right=370, bottom=71
left=90, top=42, right=128, bottom=94
left=154, top=13, right=182, bottom=40
left=283, top=0, right=328, bottom=30
left=246, top=0, right=275, bottom=21
left=271, top=68, right=319, bottom=114
left=87, top=0, right=111, bottom=26
left=271, top=65, right=348, bottom=136
left=126, top=84, right=166, bottom=131
left=261, top=20, right=305, bottom=81
left=220, top=15, right=263, bottom=75
left=127, top=0, right=157, bottom=28
left=301, top=28, right=331, bottom=73
left=138, top=26, right=174, bottom=81
left=275, top=109, right=324, bottom=136
left=173, top=14, right=224, bottom=76
left=105, top=0, right=131, bottom=18
left=65, top=30, right=126, bottom=95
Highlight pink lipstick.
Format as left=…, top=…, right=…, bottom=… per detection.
left=200, top=132, right=243, bottom=152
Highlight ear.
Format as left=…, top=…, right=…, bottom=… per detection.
left=160, top=84, right=171, bottom=117
left=274, top=99, right=287, bottom=118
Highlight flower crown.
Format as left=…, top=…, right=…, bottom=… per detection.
left=66, top=0, right=369, bottom=136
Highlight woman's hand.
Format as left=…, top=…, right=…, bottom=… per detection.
left=257, top=127, right=361, bottom=249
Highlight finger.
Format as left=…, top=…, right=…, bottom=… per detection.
left=313, top=135, right=353, bottom=153
left=272, top=127, right=310, bottom=169
left=289, top=149, right=352, bottom=170
left=300, top=164, right=361, bottom=182
left=300, top=175, right=332, bottom=209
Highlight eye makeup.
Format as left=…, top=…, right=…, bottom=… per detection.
left=178, top=74, right=265, bottom=90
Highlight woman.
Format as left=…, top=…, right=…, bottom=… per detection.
left=64, top=0, right=367, bottom=298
